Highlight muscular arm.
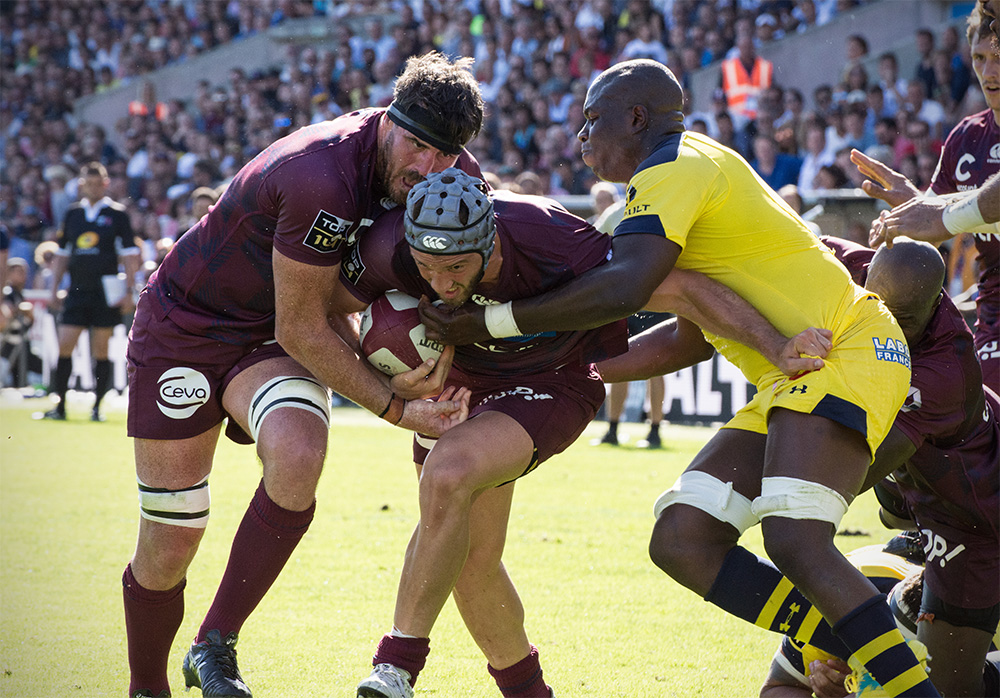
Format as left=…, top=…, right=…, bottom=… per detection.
left=979, top=172, right=1000, bottom=222
left=861, top=425, right=917, bottom=492
left=596, top=316, right=715, bottom=384
left=650, top=269, right=830, bottom=374
left=423, top=234, right=830, bottom=374
left=421, top=234, right=676, bottom=343
left=516, top=234, right=680, bottom=331
left=273, top=249, right=462, bottom=436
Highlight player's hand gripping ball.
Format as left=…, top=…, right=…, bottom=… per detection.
left=360, top=291, right=444, bottom=375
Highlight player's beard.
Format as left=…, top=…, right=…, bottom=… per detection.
left=442, top=264, right=486, bottom=308
left=376, top=130, right=423, bottom=206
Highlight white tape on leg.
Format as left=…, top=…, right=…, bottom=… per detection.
left=138, top=475, right=210, bottom=528
left=248, top=376, right=331, bottom=442
left=653, top=471, right=757, bottom=534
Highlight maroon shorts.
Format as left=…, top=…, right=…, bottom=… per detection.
left=126, top=301, right=291, bottom=444
left=919, top=518, right=1000, bottom=610
left=413, top=364, right=606, bottom=475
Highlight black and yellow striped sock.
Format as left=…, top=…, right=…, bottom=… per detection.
left=704, top=545, right=847, bottom=655
left=833, top=594, right=939, bottom=697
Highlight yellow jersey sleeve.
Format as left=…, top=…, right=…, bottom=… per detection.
left=614, top=132, right=868, bottom=383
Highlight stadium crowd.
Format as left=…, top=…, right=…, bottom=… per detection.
left=1, top=0, right=987, bottom=301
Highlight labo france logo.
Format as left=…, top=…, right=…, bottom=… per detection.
left=156, top=367, right=211, bottom=419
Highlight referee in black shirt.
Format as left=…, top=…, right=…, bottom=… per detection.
left=42, top=162, right=140, bottom=421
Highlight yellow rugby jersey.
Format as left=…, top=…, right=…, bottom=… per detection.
left=615, top=130, right=873, bottom=385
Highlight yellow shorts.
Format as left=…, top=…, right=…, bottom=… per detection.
left=725, top=295, right=911, bottom=460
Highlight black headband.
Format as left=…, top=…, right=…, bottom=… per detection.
left=387, top=101, right=465, bottom=156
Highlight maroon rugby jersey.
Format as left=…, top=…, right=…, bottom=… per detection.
left=145, top=109, right=481, bottom=345
left=930, top=109, right=1000, bottom=357
left=341, top=190, right=628, bottom=376
left=824, top=236, right=999, bottom=539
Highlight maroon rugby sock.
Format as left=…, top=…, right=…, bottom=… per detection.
left=372, top=634, right=430, bottom=686
left=122, top=564, right=185, bottom=696
left=489, top=645, right=551, bottom=697
left=197, top=480, right=314, bottom=642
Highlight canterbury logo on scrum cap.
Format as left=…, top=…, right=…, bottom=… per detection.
left=420, top=235, right=449, bottom=250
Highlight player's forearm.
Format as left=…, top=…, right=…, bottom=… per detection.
left=655, top=270, right=790, bottom=368
left=278, top=318, right=391, bottom=413
left=976, top=173, right=1000, bottom=224
left=512, top=234, right=677, bottom=334
left=596, top=317, right=714, bottom=383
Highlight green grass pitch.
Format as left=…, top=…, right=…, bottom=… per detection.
left=0, top=396, right=887, bottom=697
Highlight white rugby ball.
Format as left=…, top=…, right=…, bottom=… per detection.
left=359, top=291, right=444, bottom=375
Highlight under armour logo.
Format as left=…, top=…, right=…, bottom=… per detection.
left=779, top=602, right=801, bottom=632
left=790, top=384, right=808, bottom=394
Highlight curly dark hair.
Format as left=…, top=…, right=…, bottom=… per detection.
left=393, top=52, right=484, bottom=148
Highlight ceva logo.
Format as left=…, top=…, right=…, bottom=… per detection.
left=156, top=367, right=211, bottom=419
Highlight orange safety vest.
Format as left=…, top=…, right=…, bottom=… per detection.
left=721, top=56, right=773, bottom=120
left=128, top=100, right=169, bottom=120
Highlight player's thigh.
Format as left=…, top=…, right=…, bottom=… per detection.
left=427, top=411, right=535, bottom=492
left=222, top=353, right=330, bottom=453
left=134, top=426, right=222, bottom=488
left=686, top=426, right=768, bottom=500
left=763, top=408, right=870, bottom=499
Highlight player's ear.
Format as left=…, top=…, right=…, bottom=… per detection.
left=630, top=104, right=649, bottom=134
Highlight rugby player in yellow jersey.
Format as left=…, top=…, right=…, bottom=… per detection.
left=421, top=60, right=938, bottom=697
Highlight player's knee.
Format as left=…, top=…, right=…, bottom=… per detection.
left=248, top=375, right=331, bottom=449
left=420, top=441, right=488, bottom=508
left=649, top=506, right=703, bottom=574
left=257, top=433, right=326, bottom=484
left=419, top=455, right=476, bottom=505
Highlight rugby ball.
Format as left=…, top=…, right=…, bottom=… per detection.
left=359, top=291, right=444, bottom=375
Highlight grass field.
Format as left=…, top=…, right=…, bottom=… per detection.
left=0, top=392, right=889, bottom=697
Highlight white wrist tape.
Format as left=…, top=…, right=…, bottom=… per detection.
left=942, top=195, right=987, bottom=236
left=484, top=302, right=522, bottom=338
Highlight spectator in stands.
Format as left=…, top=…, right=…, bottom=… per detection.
left=799, top=120, right=835, bottom=195
left=940, top=24, right=973, bottom=114
left=751, top=134, right=803, bottom=192
left=872, top=56, right=905, bottom=123
left=814, top=162, right=850, bottom=190
left=913, top=28, right=938, bottom=99
left=721, top=29, right=774, bottom=121
left=905, top=80, right=947, bottom=141
left=0, top=257, right=43, bottom=389
left=843, top=102, right=875, bottom=152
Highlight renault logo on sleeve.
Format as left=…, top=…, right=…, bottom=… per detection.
left=156, top=367, right=211, bottom=419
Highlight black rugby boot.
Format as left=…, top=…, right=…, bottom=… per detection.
left=181, top=630, right=251, bottom=697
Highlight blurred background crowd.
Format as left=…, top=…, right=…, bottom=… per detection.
left=0, top=0, right=987, bottom=381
